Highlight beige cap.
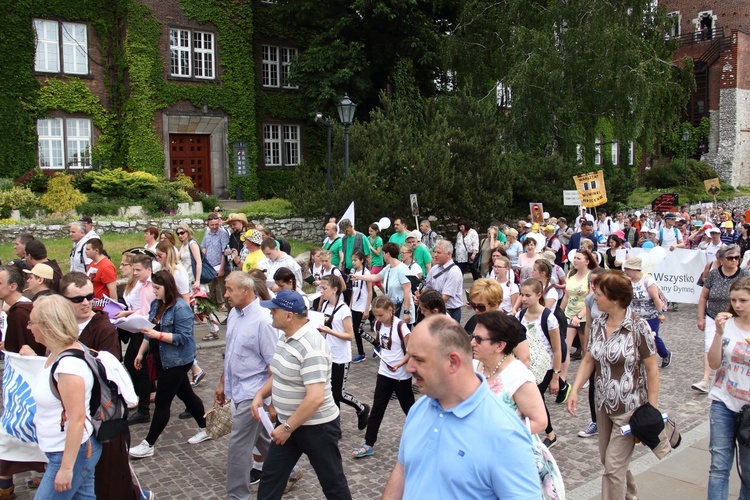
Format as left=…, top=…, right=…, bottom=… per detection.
left=23, top=263, right=54, bottom=280
left=623, top=256, right=642, bottom=271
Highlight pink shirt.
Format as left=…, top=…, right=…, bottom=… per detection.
left=136, top=278, right=155, bottom=316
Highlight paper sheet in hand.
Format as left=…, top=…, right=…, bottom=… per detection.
left=102, top=299, right=125, bottom=320
left=113, top=315, right=155, bottom=333
left=307, top=310, right=326, bottom=330
left=257, top=408, right=275, bottom=435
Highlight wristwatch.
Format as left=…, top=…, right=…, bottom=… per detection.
left=283, top=422, right=293, bottom=433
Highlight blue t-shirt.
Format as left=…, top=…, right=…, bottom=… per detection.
left=398, top=374, right=542, bottom=499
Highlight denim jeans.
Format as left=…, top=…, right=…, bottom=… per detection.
left=708, top=400, right=750, bottom=500
left=35, top=438, right=102, bottom=499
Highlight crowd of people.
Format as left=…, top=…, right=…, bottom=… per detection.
left=1, top=201, right=750, bottom=499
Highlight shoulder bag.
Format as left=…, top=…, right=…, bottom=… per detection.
left=189, top=239, right=218, bottom=284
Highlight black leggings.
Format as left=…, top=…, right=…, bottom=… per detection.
left=331, top=362, right=365, bottom=414
left=364, top=374, right=414, bottom=447
left=146, top=361, right=206, bottom=445
left=537, top=369, right=567, bottom=435
left=351, top=310, right=365, bottom=356
left=589, top=372, right=597, bottom=423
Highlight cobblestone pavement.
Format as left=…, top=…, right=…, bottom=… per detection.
left=4, top=299, right=711, bottom=499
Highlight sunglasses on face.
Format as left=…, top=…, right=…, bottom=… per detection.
left=65, top=293, right=94, bottom=303
left=468, top=302, right=487, bottom=313
left=725, top=255, right=741, bottom=261
left=176, top=231, right=186, bottom=236
left=471, top=334, right=493, bottom=344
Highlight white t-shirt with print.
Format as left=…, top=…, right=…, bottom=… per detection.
left=376, top=318, right=410, bottom=380
left=473, top=358, right=536, bottom=421
left=518, top=309, right=559, bottom=370
left=321, top=301, right=352, bottom=364
left=709, top=318, right=750, bottom=412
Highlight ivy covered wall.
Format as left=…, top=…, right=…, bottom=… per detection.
left=0, top=0, right=314, bottom=200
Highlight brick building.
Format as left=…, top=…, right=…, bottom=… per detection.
left=662, top=0, right=750, bottom=186
left=23, top=0, right=309, bottom=198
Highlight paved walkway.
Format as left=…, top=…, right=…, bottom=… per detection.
left=3, top=293, right=720, bottom=499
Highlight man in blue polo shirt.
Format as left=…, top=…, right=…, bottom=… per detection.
left=383, top=315, right=541, bottom=499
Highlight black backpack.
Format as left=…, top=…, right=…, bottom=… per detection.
left=50, top=345, right=129, bottom=444
left=518, top=307, right=568, bottom=363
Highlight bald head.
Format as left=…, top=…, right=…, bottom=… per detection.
left=325, top=223, right=338, bottom=239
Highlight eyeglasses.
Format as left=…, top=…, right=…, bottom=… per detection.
left=176, top=231, right=186, bottom=236
left=471, top=334, right=493, bottom=344
left=468, top=302, right=487, bottom=313
left=725, top=255, right=741, bottom=261
left=65, top=293, right=94, bottom=303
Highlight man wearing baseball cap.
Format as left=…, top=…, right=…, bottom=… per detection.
left=23, top=263, right=56, bottom=301
left=251, top=290, right=351, bottom=499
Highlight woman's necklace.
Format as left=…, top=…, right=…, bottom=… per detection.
left=483, top=353, right=509, bottom=379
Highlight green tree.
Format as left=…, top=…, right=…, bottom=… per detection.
left=270, top=0, right=458, bottom=117
left=444, top=0, right=692, bottom=160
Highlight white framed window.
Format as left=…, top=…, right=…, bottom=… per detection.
left=169, top=28, right=215, bottom=79
left=37, top=118, right=92, bottom=169
left=263, top=124, right=301, bottom=167
left=280, top=48, right=298, bottom=89
left=667, top=12, right=681, bottom=38
left=611, top=142, right=619, bottom=166
left=262, top=45, right=298, bottom=89
left=497, top=82, right=512, bottom=108
left=628, top=141, right=635, bottom=166
left=62, top=22, right=88, bottom=74
left=594, top=139, right=602, bottom=165
left=37, top=119, right=64, bottom=168
left=193, top=31, right=214, bottom=79
left=34, top=20, right=88, bottom=74
left=262, top=46, right=279, bottom=87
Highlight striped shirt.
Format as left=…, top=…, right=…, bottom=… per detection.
left=270, top=321, right=339, bottom=425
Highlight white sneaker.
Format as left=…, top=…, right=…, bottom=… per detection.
left=188, top=429, right=211, bottom=444
left=691, top=379, right=710, bottom=393
left=129, top=440, right=154, bottom=458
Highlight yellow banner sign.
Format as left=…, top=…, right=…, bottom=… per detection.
left=573, top=170, right=607, bottom=208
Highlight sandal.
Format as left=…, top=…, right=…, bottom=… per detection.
left=352, top=444, right=374, bottom=458
left=202, top=332, right=219, bottom=341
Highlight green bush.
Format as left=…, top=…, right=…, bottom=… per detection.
left=642, top=159, right=720, bottom=189
left=200, top=193, right=221, bottom=213
left=76, top=200, right=123, bottom=216
left=71, top=171, right=96, bottom=193
left=40, top=174, right=88, bottom=213
left=257, top=170, right=296, bottom=199
left=89, top=168, right=161, bottom=199
left=0, top=178, right=15, bottom=192
left=23, top=168, right=51, bottom=193
left=240, top=198, right=294, bottom=218
left=0, top=186, right=39, bottom=217
left=142, top=182, right=192, bottom=215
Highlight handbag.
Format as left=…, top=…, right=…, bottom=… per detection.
left=204, top=402, right=233, bottom=439
left=189, top=240, right=218, bottom=284
left=527, top=418, right=565, bottom=499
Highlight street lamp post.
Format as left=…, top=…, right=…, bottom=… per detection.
left=336, top=94, right=357, bottom=178
left=682, top=130, right=690, bottom=187
left=314, top=113, right=333, bottom=223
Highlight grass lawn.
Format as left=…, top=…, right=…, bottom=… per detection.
left=1, top=231, right=315, bottom=274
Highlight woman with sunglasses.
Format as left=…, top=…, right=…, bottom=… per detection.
left=694, top=245, right=750, bottom=393
left=175, top=223, right=202, bottom=292
left=463, top=278, right=530, bottom=366
left=471, top=311, right=547, bottom=434
left=129, top=271, right=209, bottom=459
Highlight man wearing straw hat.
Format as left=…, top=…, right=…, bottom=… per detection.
left=226, top=213, right=250, bottom=272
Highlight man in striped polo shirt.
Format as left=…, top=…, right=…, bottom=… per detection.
left=252, top=290, right=351, bottom=500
